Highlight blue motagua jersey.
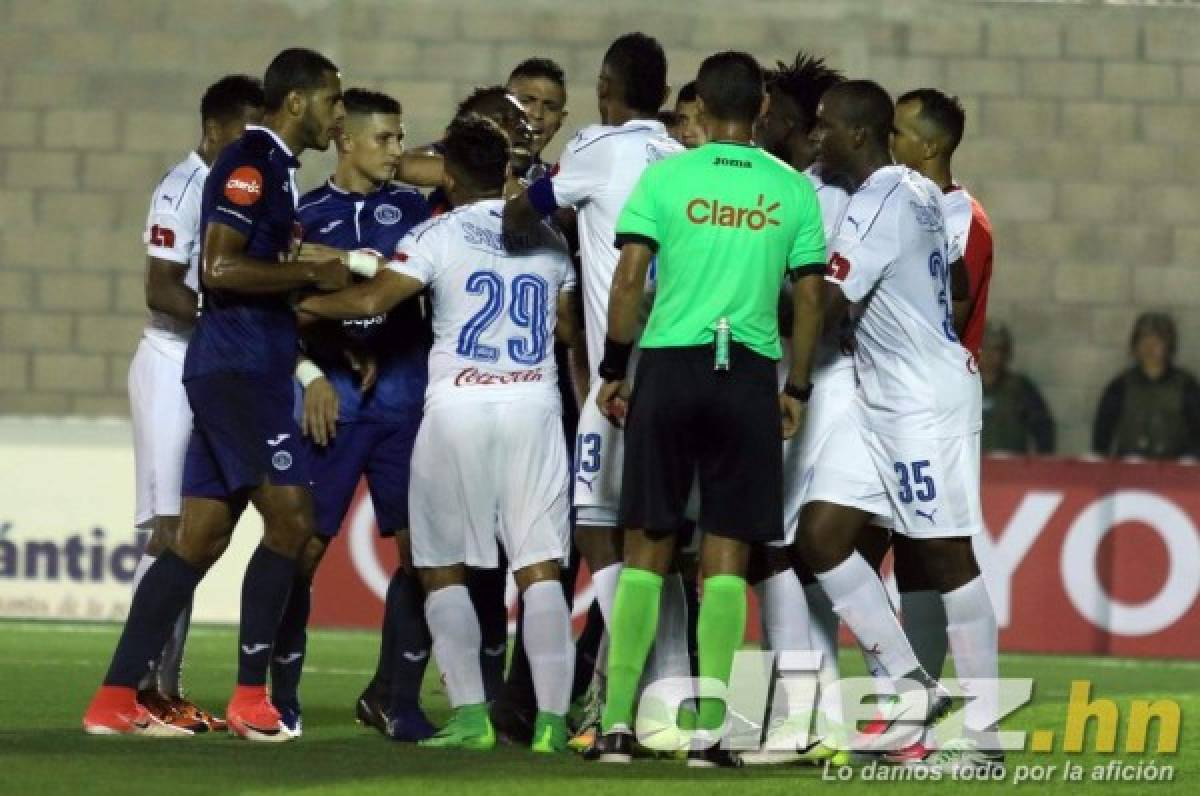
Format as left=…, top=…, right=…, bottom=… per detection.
left=185, top=125, right=302, bottom=382
left=297, top=179, right=432, bottom=423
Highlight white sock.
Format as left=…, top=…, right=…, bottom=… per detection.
left=158, top=600, right=191, bottom=699
left=901, top=590, right=949, bottom=680
left=521, top=581, right=574, bottom=717
left=132, top=552, right=158, bottom=691
left=803, top=582, right=843, bottom=729
left=425, top=584, right=485, bottom=708
left=754, top=570, right=812, bottom=727
left=590, top=562, right=623, bottom=629
left=753, top=569, right=812, bottom=654
left=132, top=552, right=155, bottom=594
left=642, top=573, right=692, bottom=686
left=943, top=577, right=999, bottom=737
left=815, top=553, right=920, bottom=679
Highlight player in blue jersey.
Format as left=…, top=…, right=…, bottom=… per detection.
left=127, top=73, right=264, bottom=734
left=84, top=48, right=347, bottom=742
left=265, top=88, right=435, bottom=741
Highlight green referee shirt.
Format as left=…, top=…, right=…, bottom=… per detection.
left=615, top=141, right=826, bottom=360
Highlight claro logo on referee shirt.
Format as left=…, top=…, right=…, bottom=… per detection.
left=686, top=194, right=780, bottom=230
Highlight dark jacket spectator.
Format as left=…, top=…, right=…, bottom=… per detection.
left=1092, top=312, right=1200, bottom=460
left=980, top=322, right=1055, bottom=454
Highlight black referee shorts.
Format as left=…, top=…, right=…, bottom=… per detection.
left=620, top=343, right=783, bottom=544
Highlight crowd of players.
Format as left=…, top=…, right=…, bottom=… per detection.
left=81, top=31, right=998, bottom=772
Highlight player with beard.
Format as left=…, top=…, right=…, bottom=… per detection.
left=83, top=48, right=347, bottom=742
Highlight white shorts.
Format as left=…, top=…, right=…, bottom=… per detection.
left=408, top=400, right=570, bottom=571
left=129, top=337, right=192, bottom=528
left=863, top=427, right=983, bottom=539
left=797, top=398, right=895, bottom=539
left=784, top=366, right=892, bottom=546
left=573, top=377, right=625, bottom=528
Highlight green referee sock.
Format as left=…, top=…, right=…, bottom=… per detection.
left=600, top=567, right=663, bottom=733
left=697, top=574, right=748, bottom=731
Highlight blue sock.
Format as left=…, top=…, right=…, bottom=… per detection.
left=270, top=575, right=310, bottom=710
left=104, top=550, right=204, bottom=687
left=237, top=544, right=297, bottom=687
left=385, top=569, right=432, bottom=714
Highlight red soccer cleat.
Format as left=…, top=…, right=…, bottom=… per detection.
left=83, top=685, right=192, bottom=737
left=226, top=686, right=293, bottom=743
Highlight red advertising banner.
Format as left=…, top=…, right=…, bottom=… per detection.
left=311, top=457, right=1200, bottom=658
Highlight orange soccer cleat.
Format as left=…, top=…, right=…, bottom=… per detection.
left=226, top=685, right=294, bottom=743
left=83, top=685, right=192, bottom=737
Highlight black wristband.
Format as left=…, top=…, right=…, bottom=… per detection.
left=598, top=337, right=634, bottom=381
left=784, top=380, right=814, bottom=403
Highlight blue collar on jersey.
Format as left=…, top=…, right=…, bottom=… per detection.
left=244, top=124, right=300, bottom=168
left=324, top=176, right=390, bottom=201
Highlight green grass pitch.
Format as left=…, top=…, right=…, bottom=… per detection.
left=1, top=621, right=1194, bottom=794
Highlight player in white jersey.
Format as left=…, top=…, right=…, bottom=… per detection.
left=503, top=32, right=686, bottom=748
left=298, top=117, right=581, bottom=754
left=797, top=81, right=999, bottom=771
left=126, top=75, right=264, bottom=732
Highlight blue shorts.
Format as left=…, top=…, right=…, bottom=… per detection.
left=307, top=418, right=420, bottom=538
left=182, top=373, right=311, bottom=500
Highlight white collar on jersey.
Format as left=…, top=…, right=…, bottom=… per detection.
left=245, top=124, right=297, bottom=160
left=620, top=117, right=667, bottom=134
left=186, top=150, right=208, bottom=172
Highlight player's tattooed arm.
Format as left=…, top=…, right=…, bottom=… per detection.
left=555, top=290, right=590, bottom=403
left=144, top=256, right=198, bottom=326
left=297, top=269, right=424, bottom=320
left=607, top=242, right=655, bottom=345
left=202, top=221, right=349, bottom=294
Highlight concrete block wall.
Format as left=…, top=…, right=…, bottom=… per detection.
left=2, top=0, right=1199, bottom=453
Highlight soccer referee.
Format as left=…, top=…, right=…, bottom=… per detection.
left=591, top=51, right=827, bottom=767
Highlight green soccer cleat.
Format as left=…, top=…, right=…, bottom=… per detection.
left=530, top=711, right=569, bottom=753
left=418, top=705, right=496, bottom=751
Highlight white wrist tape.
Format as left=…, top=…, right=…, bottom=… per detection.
left=346, top=249, right=380, bottom=278
left=295, top=360, right=325, bottom=388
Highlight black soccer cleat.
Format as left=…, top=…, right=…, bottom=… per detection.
left=490, top=700, right=536, bottom=746
left=355, top=680, right=389, bottom=735
left=583, top=726, right=634, bottom=763
left=687, top=745, right=744, bottom=769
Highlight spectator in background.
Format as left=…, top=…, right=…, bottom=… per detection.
left=1093, top=312, right=1200, bottom=460
left=980, top=322, right=1055, bottom=454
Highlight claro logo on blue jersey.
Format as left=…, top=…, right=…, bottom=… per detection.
left=0, top=522, right=146, bottom=583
